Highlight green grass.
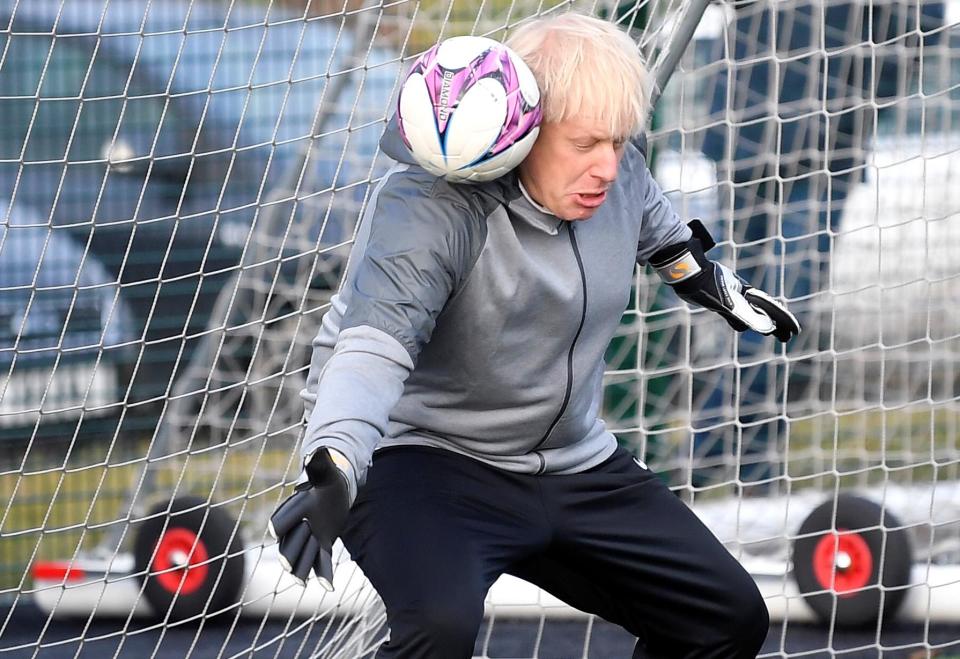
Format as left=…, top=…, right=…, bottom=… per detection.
left=0, top=438, right=299, bottom=597
left=1, top=403, right=957, bottom=598
left=610, top=401, right=960, bottom=498
left=783, top=404, right=960, bottom=489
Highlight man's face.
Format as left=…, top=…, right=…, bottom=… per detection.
left=517, top=115, right=627, bottom=221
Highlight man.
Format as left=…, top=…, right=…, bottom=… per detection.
left=269, top=12, right=799, bottom=658
left=694, top=0, right=943, bottom=488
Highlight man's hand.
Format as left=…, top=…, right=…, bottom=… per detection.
left=650, top=220, right=801, bottom=343
left=686, top=262, right=801, bottom=342
left=268, top=448, right=351, bottom=590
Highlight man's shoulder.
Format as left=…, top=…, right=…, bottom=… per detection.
left=378, top=165, right=492, bottom=224
left=369, top=165, right=491, bottom=253
left=614, top=138, right=654, bottom=199
left=622, top=138, right=649, bottom=172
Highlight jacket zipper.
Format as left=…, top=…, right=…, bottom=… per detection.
left=533, top=222, right=588, bottom=472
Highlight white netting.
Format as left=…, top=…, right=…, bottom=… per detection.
left=0, top=0, right=958, bottom=657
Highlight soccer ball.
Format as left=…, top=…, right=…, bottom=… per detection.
left=397, top=36, right=542, bottom=183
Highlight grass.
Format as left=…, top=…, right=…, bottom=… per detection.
left=611, top=400, right=960, bottom=498
left=782, top=404, right=960, bottom=489
left=0, top=402, right=957, bottom=597
left=0, top=435, right=300, bottom=597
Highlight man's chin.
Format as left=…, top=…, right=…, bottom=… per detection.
left=562, top=206, right=600, bottom=222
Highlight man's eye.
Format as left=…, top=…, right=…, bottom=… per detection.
left=575, top=143, right=592, bottom=150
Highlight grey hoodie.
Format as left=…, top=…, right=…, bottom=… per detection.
left=300, top=118, right=691, bottom=501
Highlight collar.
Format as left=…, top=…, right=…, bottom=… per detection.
left=518, top=178, right=554, bottom=216
left=503, top=174, right=563, bottom=235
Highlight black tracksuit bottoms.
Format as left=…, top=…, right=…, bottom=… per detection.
left=341, top=445, right=769, bottom=659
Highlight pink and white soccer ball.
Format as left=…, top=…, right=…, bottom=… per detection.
left=397, top=35, right=542, bottom=183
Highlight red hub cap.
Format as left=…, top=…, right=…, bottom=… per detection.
left=153, top=528, right=209, bottom=595
left=812, top=529, right=873, bottom=597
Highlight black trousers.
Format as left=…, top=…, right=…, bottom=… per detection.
left=342, top=446, right=768, bottom=659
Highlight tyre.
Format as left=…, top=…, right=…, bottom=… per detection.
left=793, top=494, right=912, bottom=627
left=134, top=495, right=245, bottom=621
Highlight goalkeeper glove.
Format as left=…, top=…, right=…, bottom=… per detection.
left=268, top=447, right=351, bottom=590
left=649, top=220, right=801, bottom=343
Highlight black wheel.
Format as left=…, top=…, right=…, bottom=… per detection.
left=134, top=496, right=245, bottom=621
left=793, top=494, right=912, bottom=627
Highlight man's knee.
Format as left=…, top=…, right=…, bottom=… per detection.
left=656, top=570, right=768, bottom=658
left=718, top=578, right=769, bottom=657
left=382, top=600, right=483, bottom=658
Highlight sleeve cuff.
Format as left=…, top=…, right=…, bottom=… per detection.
left=654, top=250, right=703, bottom=284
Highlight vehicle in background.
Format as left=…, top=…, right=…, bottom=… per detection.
left=831, top=57, right=960, bottom=403
left=0, top=0, right=400, bottom=438
left=651, top=13, right=960, bottom=410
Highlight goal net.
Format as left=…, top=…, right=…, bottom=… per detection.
left=1, top=0, right=958, bottom=656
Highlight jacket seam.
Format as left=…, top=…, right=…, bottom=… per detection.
left=443, top=196, right=489, bottom=307
left=339, top=318, right=419, bottom=362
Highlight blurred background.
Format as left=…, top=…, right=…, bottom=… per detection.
left=0, top=0, right=958, bottom=656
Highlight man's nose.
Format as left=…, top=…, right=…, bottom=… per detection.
left=591, top=143, right=619, bottom=183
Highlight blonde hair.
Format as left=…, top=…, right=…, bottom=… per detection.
left=506, top=12, right=651, bottom=140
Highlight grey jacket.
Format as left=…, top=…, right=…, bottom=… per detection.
left=300, top=119, right=690, bottom=501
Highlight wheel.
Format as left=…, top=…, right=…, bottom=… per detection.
left=792, top=494, right=912, bottom=627
left=134, top=496, right=245, bottom=621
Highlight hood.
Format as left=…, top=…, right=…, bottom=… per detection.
left=377, top=112, right=524, bottom=198
left=380, top=114, right=420, bottom=166
left=377, top=112, right=539, bottom=224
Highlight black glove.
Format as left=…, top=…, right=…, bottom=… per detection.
left=268, top=447, right=350, bottom=590
left=650, top=220, right=801, bottom=343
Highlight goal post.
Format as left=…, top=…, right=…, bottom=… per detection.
left=2, top=0, right=960, bottom=656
